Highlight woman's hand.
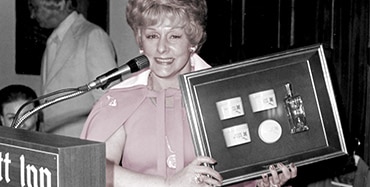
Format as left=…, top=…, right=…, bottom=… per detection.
left=165, top=156, right=223, bottom=187
left=257, top=163, right=297, bottom=187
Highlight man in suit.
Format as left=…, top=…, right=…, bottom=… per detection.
left=28, top=0, right=118, bottom=137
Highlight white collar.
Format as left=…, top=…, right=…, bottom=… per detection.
left=47, top=11, right=78, bottom=43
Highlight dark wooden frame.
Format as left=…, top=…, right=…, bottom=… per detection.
left=179, top=44, right=347, bottom=185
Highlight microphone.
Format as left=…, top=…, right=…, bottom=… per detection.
left=81, top=55, right=150, bottom=90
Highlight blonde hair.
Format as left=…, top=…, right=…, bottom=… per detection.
left=126, top=0, right=207, bottom=52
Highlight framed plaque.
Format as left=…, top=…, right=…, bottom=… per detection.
left=179, top=44, right=347, bottom=185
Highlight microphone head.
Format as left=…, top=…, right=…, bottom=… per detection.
left=128, top=55, right=150, bottom=73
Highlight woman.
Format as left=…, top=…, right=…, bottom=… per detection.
left=81, top=0, right=297, bottom=186
left=0, top=84, right=41, bottom=131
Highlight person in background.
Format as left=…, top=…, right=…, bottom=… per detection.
left=28, top=0, right=118, bottom=137
left=0, top=84, right=41, bottom=131
left=81, top=0, right=297, bottom=186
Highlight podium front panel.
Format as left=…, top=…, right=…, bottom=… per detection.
left=0, top=126, right=105, bottom=187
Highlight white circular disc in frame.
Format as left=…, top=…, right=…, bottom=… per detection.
left=258, top=119, right=282, bottom=143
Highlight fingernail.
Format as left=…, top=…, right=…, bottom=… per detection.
left=277, top=163, right=283, bottom=168
left=269, top=165, right=275, bottom=170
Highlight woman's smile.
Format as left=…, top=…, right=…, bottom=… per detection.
left=154, top=57, right=174, bottom=65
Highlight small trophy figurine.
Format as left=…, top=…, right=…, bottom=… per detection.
left=284, top=83, right=309, bottom=134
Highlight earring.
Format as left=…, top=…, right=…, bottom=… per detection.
left=190, top=46, right=197, bottom=52
left=139, top=49, right=144, bottom=54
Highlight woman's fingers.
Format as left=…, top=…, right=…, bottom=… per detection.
left=191, top=156, right=223, bottom=185
left=257, top=162, right=297, bottom=187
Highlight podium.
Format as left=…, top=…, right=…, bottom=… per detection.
left=0, top=126, right=105, bottom=187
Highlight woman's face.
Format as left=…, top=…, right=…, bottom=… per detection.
left=140, top=17, right=193, bottom=79
left=0, top=99, right=38, bottom=131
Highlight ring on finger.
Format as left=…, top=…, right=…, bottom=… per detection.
left=194, top=173, right=203, bottom=184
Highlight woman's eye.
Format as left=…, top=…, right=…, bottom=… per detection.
left=146, top=34, right=158, bottom=39
left=170, top=35, right=182, bottom=39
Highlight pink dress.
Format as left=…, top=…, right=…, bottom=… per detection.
left=80, top=54, right=256, bottom=187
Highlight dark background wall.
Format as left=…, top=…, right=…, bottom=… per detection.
left=200, top=0, right=369, bottom=184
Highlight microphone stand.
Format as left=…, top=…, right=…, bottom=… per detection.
left=11, top=78, right=106, bottom=129
left=12, top=89, right=88, bottom=129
